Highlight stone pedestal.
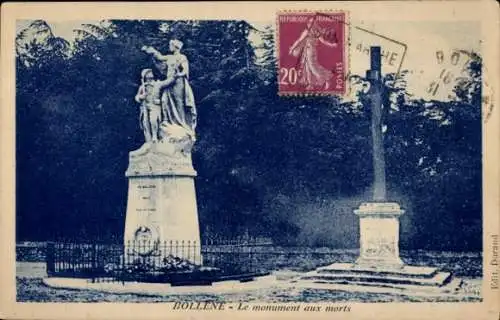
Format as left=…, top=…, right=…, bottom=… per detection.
left=298, top=201, right=458, bottom=293
left=123, top=136, right=201, bottom=264
left=354, top=202, right=404, bottom=269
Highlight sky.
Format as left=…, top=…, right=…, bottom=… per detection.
left=16, top=20, right=102, bottom=43
left=17, top=19, right=481, bottom=101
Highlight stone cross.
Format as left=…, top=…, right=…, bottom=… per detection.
left=366, top=46, right=386, bottom=201
left=354, top=47, right=404, bottom=269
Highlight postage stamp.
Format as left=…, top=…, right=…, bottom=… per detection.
left=276, top=11, right=347, bottom=96
left=1, top=1, right=499, bottom=320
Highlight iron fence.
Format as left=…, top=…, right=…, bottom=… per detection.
left=45, top=239, right=364, bottom=284
left=46, top=239, right=275, bottom=283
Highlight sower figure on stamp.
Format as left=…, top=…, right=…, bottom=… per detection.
left=142, top=40, right=197, bottom=141
left=289, top=16, right=338, bottom=90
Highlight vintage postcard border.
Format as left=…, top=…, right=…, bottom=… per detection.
left=1, top=1, right=499, bottom=320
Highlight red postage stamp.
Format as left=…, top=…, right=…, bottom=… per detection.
left=277, top=11, right=347, bottom=96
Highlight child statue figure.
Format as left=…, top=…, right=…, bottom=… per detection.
left=134, top=68, right=174, bottom=144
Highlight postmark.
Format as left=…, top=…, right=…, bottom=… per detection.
left=342, top=22, right=408, bottom=100
left=424, top=48, right=494, bottom=123
left=482, top=80, right=494, bottom=123
left=424, top=49, right=479, bottom=101
left=348, top=24, right=407, bottom=78
left=276, top=11, right=348, bottom=96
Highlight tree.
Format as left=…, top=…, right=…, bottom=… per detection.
left=15, top=20, right=482, bottom=250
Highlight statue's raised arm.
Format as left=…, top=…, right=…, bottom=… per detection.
left=142, top=46, right=168, bottom=61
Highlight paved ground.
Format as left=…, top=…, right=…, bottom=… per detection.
left=17, top=262, right=47, bottom=278
left=16, top=262, right=482, bottom=303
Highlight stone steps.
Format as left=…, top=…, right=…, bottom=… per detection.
left=293, top=277, right=465, bottom=297
left=301, top=271, right=452, bottom=287
left=299, top=263, right=453, bottom=288
left=316, top=263, right=439, bottom=278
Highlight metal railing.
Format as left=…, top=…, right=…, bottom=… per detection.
left=46, top=239, right=275, bottom=283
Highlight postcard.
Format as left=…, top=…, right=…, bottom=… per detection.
left=1, top=1, right=499, bottom=320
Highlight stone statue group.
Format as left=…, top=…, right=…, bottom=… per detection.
left=135, top=39, right=196, bottom=149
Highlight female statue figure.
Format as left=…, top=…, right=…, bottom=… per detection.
left=288, top=16, right=338, bottom=90
left=142, top=40, right=196, bottom=140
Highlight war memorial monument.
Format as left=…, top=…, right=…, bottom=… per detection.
left=11, top=12, right=489, bottom=307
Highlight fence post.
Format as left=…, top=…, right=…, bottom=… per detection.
left=91, top=243, right=97, bottom=283
left=249, top=239, right=254, bottom=274
left=181, top=240, right=185, bottom=261
left=46, top=242, right=55, bottom=276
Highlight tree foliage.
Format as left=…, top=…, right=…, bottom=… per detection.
left=16, top=20, right=481, bottom=250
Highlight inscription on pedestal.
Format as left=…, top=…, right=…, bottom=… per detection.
left=355, top=202, right=404, bottom=269
left=124, top=175, right=201, bottom=263
left=133, top=183, right=158, bottom=214
left=364, top=236, right=396, bottom=257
